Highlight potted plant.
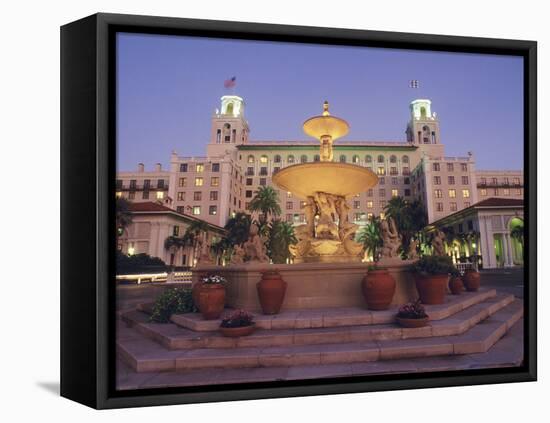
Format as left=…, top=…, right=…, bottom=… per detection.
left=412, top=255, right=456, bottom=305
left=256, top=269, right=287, bottom=314
left=448, top=269, right=464, bottom=295
left=197, top=274, right=226, bottom=320
left=219, top=309, right=255, bottom=337
left=396, top=299, right=429, bottom=328
left=362, top=264, right=396, bottom=310
left=463, top=268, right=481, bottom=291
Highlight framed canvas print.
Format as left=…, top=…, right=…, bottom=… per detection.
left=60, top=13, right=537, bottom=409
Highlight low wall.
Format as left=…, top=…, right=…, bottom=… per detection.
left=193, top=261, right=418, bottom=312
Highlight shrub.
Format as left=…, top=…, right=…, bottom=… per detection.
left=397, top=300, right=428, bottom=319
left=413, top=255, right=456, bottom=275
left=220, top=309, right=254, bottom=328
left=150, top=287, right=197, bottom=323
left=116, top=251, right=167, bottom=275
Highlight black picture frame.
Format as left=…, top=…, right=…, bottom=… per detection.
left=60, top=12, right=537, bottom=409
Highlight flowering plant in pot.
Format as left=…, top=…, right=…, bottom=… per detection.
left=219, top=309, right=255, bottom=337
left=362, top=264, right=396, bottom=310
left=197, top=274, right=227, bottom=320
left=412, top=255, right=456, bottom=305
left=396, top=299, right=429, bottom=328
left=448, top=268, right=464, bottom=295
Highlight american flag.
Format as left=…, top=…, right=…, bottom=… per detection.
left=409, top=79, right=419, bottom=88
left=224, top=76, right=236, bottom=89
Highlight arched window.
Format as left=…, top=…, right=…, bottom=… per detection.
left=274, top=154, right=281, bottom=163
left=300, top=155, right=308, bottom=163
left=365, top=155, right=372, bottom=163
left=389, top=155, right=397, bottom=164
left=247, top=155, right=255, bottom=163
left=314, top=154, right=320, bottom=162
left=402, top=155, right=409, bottom=164
left=377, top=155, right=385, bottom=163
left=420, top=106, right=426, bottom=118
left=260, top=155, right=268, bottom=164
left=223, top=123, right=231, bottom=143
left=339, top=155, right=347, bottom=163
left=226, top=102, right=234, bottom=115
left=287, top=155, right=295, bottom=164
left=352, top=155, right=360, bottom=164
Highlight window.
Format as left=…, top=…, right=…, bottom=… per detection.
left=462, top=176, right=469, bottom=185
left=260, top=155, right=268, bottom=164
left=379, top=202, right=386, bottom=210
left=513, top=177, right=520, bottom=185
left=192, top=206, right=201, bottom=215
left=173, top=226, right=180, bottom=236
left=402, top=166, right=410, bottom=175
left=402, top=155, right=409, bottom=164
left=492, top=177, right=498, bottom=185
left=389, top=155, right=397, bottom=164
left=274, top=155, right=281, bottom=163
left=211, top=177, right=219, bottom=186
left=377, top=155, right=385, bottom=163
left=503, top=177, right=509, bottom=185
left=461, top=163, right=468, bottom=172
left=448, top=176, right=455, bottom=185
left=433, top=163, right=440, bottom=171
left=177, top=192, right=185, bottom=201
left=367, top=201, right=373, bottom=208
left=515, top=189, right=522, bottom=196
left=260, top=167, right=268, bottom=176
left=246, top=190, right=252, bottom=198
left=246, top=167, right=254, bottom=176
left=377, top=167, right=386, bottom=175
left=287, top=192, right=292, bottom=198
left=391, top=189, right=398, bottom=197
left=434, top=176, right=441, bottom=185
left=390, top=167, right=398, bottom=175
left=210, top=191, right=218, bottom=201
left=156, top=179, right=164, bottom=189
left=287, top=155, right=295, bottom=164
left=286, top=214, right=292, bottom=222
left=494, top=188, right=499, bottom=195
left=367, top=213, right=373, bottom=220
left=314, top=154, right=320, bottom=162
left=143, top=179, right=150, bottom=189
left=209, top=205, right=217, bottom=215
left=300, top=155, right=308, bottom=163
left=379, top=189, right=386, bottom=197
left=450, top=202, right=457, bottom=212
left=447, top=163, right=454, bottom=172
left=180, top=163, right=188, bottom=172
left=404, top=177, right=410, bottom=185
left=176, top=206, right=184, bottom=214
left=391, top=177, right=398, bottom=185
left=193, top=191, right=202, bottom=201
left=195, top=177, right=203, bottom=186
left=352, top=155, right=360, bottom=164
left=404, top=189, right=411, bottom=196
left=273, top=167, right=280, bottom=174
left=339, top=155, right=347, bottom=163
left=436, top=202, right=444, bottom=212
left=365, top=155, right=372, bottom=163
left=458, top=224, right=464, bottom=233
left=480, top=188, right=487, bottom=196
left=286, top=201, right=293, bottom=210
left=196, top=164, right=204, bottom=173
left=467, top=220, right=474, bottom=230
left=464, top=202, right=471, bottom=207
left=259, top=178, right=267, bottom=186
left=379, top=177, right=385, bottom=185
left=354, top=213, right=365, bottom=222
left=129, top=179, right=137, bottom=189
left=246, top=178, right=252, bottom=186
left=247, top=155, right=255, bottom=163
left=503, top=188, right=510, bottom=196
left=212, top=163, right=220, bottom=172
left=462, top=189, right=470, bottom=198
left=353, top=200, right=360, bottom=209
left=481, top=177, right=487, bottom=185
left=367, top=189, right=373, bottom=197
left=178, top=177, right=187, bottom=187
left=156, top=191, right=164, bottom=200
left=128, top=191, right=135, bottom=200
left=142, top=191, right=149, bottom=199
left=434, top=189, right=443, bottom=198
left=449, top=189, right=456, bottom=198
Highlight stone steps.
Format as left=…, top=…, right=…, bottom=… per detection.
left=121, top=293, right=514, bottom=350
left=117, top=297, right=522, bottom=373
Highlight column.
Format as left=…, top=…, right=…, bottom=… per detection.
left=504, top=233, right=514, bottom=266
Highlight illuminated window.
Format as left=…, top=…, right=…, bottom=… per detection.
left=173, top=226, right=180, bottom=236
left=177, top=192, right=185, bottom=201
left=209, top=205, right=217, bottom=215
left=195, top=177, right=203, bottom=186
left=391, top=189, right=398, bottom=197
left=353, top=201, right=360, bottom=209
left=211, top=177, right=219, bottom=186
left=513, top=177, right=520, bottom=185
left=192, top=206, right=201, bottom=215
left=515, top=189, right=522, bottom=195
left=480, top=189, right=487, bottom=196
left=179, top=177, right=187, bottom=187
left=352, top=155, right=360, bottom=163
left=247, top=155, right=255, bottom=163
left=434, top=189, right=442, bottom=198
left=196, top=164, right=204, bottom=172
left=287, top=192, right=292, bottom=198
left=377, top=167, right=386, bottom=175
left=462, top=189, right=470, bottom=198
left=503, top=188, right=510, bottom=196
left=449, top=189, right=456, bottom=198
left=379, top=211, right=386, bottom=219
left=115, top=191, right=122, bottom=198
left=156, top=191, right=164, bottom=200
left=367, top=213, right=373, bottom=219
left=287, top=155, right=295, bottom=164
left=260, top=155, right=268, bottom=164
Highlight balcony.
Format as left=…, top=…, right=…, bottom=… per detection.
left=477, top=182, right=523, bottom=189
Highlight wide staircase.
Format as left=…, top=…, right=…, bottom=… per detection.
left=118, top=288, right=522, bottom=375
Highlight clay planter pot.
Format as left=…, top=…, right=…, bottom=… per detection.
left=197, top=283, right=225, bottom=320
left=449, top=276, right=464, bottom=295
left=463, top=269, right=481, bottom=292
left=396, top=316, right=429, bottom=328
left=219, top=324, right=255, bottom=338
left=257, top=270, right=287, bottom=315
left=414, top=273, right=449, bottom=305
left=362, top=268, right=396, bottom=310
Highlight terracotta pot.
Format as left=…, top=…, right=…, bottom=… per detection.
left=197, top=283, right=225, bottom=320
left=449, top=276, right=464, bottom=295
left=219, top=324, right=255, bottom=338
left=396, top=316, right=429, bottom=328
left=414, top=273, right=449, bottom=305
left=463, top=269, right=481, bottom=292
left=362, top=269, right=396, bottom=310
left=257, top=270, right=287, bottom=315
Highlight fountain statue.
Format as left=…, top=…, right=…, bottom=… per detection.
left=380, top=217, right=402, bottom=260
left=273, top=101, right=379, bottom=263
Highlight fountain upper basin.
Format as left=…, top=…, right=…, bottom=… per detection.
left=272, top=162, right=378, bottom=199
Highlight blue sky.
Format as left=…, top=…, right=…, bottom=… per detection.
left=117, top=32, right=524, bottom=171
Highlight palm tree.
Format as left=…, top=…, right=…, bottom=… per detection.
left=164, top=235, right=186, bottom=266
left=224, top=212, right=252, bottom=246
left=184, top=220, right=211, bottom=261
left=357, top=216, right=382, bottom=261
left=383, top=197, right=427, bottom=251
left=248, top=186, right=281, bottom=225
left=510, top=225, right=524, bottom=245
left=116, top=197, right=133, bottom=237
left=268, top=219, right=298, bottom=263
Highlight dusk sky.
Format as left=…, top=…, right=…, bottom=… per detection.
left=117, top=33, right=524, bottom=172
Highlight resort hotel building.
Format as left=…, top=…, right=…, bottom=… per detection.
left=117, top=95, right=524, bottom=269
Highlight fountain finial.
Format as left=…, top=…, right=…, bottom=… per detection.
left=322, top=101, right=330, bottom=116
